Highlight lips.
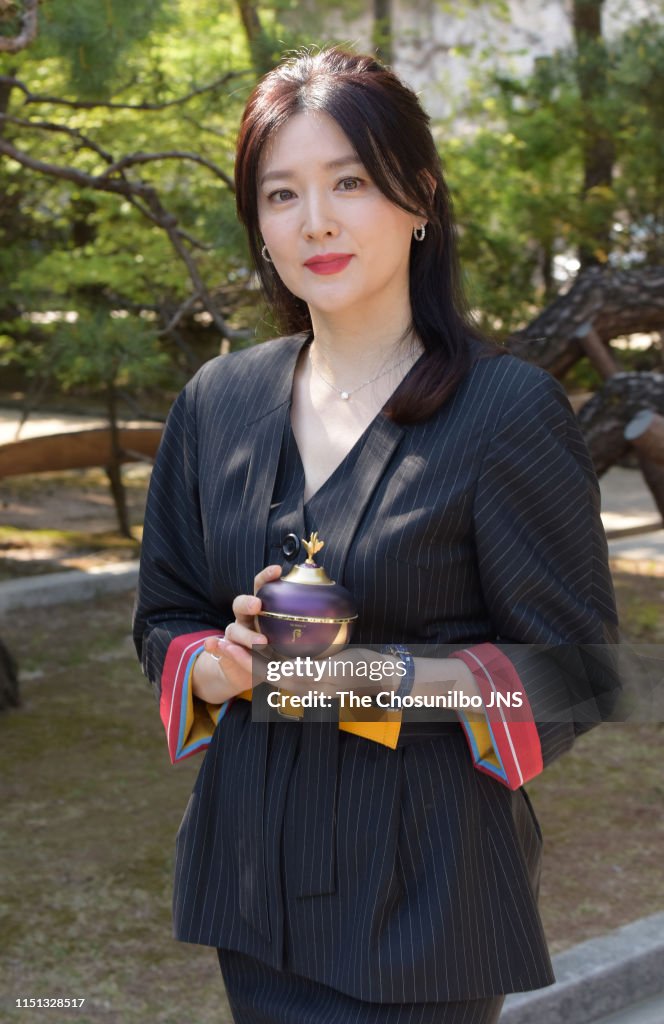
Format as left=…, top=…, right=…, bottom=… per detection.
left=303, top=253, right=353, bottom=275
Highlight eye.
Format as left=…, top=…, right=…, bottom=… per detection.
left=337, top=177, right=362, bottom=192
left=267, top=188, right=295, bottom=203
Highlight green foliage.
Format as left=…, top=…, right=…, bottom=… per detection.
left=8, top=309, right=171, bottom=398
left=444, top=20, right=664, bottom=332
left=608, top=21, right=664, bottom=263
left=35, top=0, right=176, bottom=99
left=0, top=1, right=23, bottom=40
left=1, top=1, right=663, bottom=387
left=1, top=0, right=259, bottom=394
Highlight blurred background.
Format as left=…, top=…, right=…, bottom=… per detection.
left=1, top=1, right=663, bottom=1022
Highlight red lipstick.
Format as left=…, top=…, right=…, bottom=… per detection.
left=303, top=253, right=353, bottom=275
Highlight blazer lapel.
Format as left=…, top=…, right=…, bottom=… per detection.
left=309, top=413, right=405, bottom=588
left=236, top=335, right=310, bottom=586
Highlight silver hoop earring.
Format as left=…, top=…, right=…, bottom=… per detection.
left=261, top=245, right=273, bottom=263
left=413, top=224, right=426, bottom=242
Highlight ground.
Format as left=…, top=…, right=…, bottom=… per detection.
left=0, top=467, right=147, bottom=578
left=1, top=469, right=663, bottom=1023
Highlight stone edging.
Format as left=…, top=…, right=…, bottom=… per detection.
left=0, top=560, right=139, bottom=615
left=499, top=913, right=664, bottom=1024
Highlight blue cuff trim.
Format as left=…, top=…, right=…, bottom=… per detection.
left=176, top=644, right=230, bottom=760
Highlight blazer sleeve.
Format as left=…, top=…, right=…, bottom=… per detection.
left=449, top=369, right=621, bottom=789
left=133, top=377, right=233, bottom=764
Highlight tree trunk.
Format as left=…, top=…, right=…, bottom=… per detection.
left=105, top=384, right=132, bottom=538
left=507, top=265, right=664, bottom=375
left=235, top=0, right=273, bottom=76
left=625, top=411, right=664, bottom=466
left=0, top=639, right=20, bottom=712
left=373, top=0, right=393, bottom=65
left=576, top=372, right=664, bottom=475
left=572, top=0, right=615, bottom=268
left=635, top=457, right=664, bottom=521
left=0, top=66, right=15, bottom=124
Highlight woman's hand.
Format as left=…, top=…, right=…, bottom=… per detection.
left=191, top=564, right=282, bottom=704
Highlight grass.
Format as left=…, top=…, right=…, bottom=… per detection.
left=0, top=528, right=141, bottom=580
left=1, top=571, right=663, bottom=1021
left=1, top=595, right=228, bottom=1024
left=0, top=468, right=146, bottom=580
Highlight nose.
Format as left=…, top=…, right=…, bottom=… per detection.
left=302, top=190, right=339, bottom=241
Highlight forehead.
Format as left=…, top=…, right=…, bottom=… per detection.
left=258, top=110, right=358, bottom=176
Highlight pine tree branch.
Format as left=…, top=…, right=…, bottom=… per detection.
left=507, top=266, right=664, bottom=375
left=0, top=136, right=244, bottom=339
left=98, top=150, right=235, bottom=190
left=0, top=115, right=235, bottom=191
left=0, top=0, right=38, bottom=54
left=0, top=112, right=115, bottom=162
left=0, top=70, right=250, bottom=110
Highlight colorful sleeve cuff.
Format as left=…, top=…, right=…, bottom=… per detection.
left=160, top=630, right=233, bottom=764
left=449, top=643, right=543, bottom=790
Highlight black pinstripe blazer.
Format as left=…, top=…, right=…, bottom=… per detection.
left=133, top=333, right=619, bottom=1002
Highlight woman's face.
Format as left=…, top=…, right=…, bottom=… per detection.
left=257, top=110, right=423, bottom=324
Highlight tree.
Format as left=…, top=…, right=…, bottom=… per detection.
left=1, top=0, right=260, bottom=531
left=2, top=1, right=664, bottom=530
left=447, top=17, right=664, bottom=332
left=572, top=0, right=615, bottom=268
left=0, top=638, right=19, bottom=713
left=9, top=309, right=171, bottom=535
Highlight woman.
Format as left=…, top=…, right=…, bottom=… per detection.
left=133, top=47, right=619, bottom=1024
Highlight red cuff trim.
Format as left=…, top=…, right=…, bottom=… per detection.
left=161, top=630, right=224, bottom=763
left=450, top=643, right=543, bottom=789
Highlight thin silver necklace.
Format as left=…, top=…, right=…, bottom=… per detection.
left=309, top=346, right=415, bottom=401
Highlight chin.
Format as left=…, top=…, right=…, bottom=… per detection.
left=303, top=288, right=362, bottom=316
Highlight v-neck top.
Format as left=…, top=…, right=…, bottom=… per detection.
left=264, top=409, right=457, bottom=745
left=266, top=409, right=369, bottom=572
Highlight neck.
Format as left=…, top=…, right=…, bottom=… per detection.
left=309, top=305, right=420, bottom=381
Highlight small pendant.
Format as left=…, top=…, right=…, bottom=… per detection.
left=340, top=391, right=350, bottom=400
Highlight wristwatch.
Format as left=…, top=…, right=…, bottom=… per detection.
left=381, top=644, right=415, bottom=700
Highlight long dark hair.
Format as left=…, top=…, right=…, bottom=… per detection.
left=235, top=47, right=503, bottom=424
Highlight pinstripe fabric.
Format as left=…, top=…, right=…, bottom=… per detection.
left=133, top=333, right=619, bottom=1004
left=217, top=949, right=505, bottom=1023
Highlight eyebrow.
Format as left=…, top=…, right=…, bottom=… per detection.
left=260, top=155, right=363, bottom=186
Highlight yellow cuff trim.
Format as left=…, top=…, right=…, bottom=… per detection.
left=462, top=710, right=502, bottom=770
left=236, top=689, right=402, bottom=749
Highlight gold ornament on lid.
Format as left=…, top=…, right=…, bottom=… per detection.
left=303, top=532, right=324, bottom=565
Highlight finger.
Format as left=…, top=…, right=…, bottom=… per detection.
left=232, top=593, right=262, bottom=621
left=203, top=636, right=226, bottom=660
left=215, top=639, right=255, bottom=675
left=253, top=564, right=282, bottom=595
left=225, top=620, right=268, bottom=649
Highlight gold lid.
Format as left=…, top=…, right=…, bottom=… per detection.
left=282, top=562, right=333, bottom=586
left=281, top=532, right=333, bottom=585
